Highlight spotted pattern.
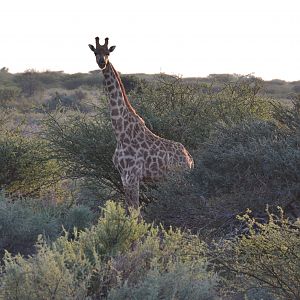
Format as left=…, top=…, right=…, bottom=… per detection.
left=102, top=62, right=194, bottom=209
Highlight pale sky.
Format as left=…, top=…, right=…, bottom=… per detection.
left=1, top=0, right=300, bottom=81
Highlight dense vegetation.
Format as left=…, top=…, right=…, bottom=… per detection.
left=0, top=66, right=299, bottom=299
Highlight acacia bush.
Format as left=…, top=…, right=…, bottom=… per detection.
left=272, top=93, right=300, bottom=131
left=63, top=205, right=94, bottom=232
left=61, top=72, right=102, bottom=89
left=1, top=240, right=90, bottom=300
left=0, top=128, right=62, bottom=196
left=0, top=194, right=61, bottom=257
left=0, top=201, right=219, bottom=299
left=143, top=79, right=300, bottom=234
left=43, top=108, right=122, bottom=202
left=213, top=209, right=300, bottom=299
left=0, top=194, right=94, bottom=257
left=193, top=120, right=300, bottom=204
left=14, top=70, right=42, bottom=97
left=44, top=90, right=91, bottom=112
left=146, top=119, right=300, bottom=235
left=0, top=86, right=21, bottom=108
left=108, top=262, right=218, bottom=300
left=131, top=74, right=273, bottom=149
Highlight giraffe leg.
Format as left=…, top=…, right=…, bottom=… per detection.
left=124, top=181, right=140, bottom=210
left=121, top=175, right=140, bottom=212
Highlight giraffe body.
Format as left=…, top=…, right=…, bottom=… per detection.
left=89, top=38, right=193, bottom=209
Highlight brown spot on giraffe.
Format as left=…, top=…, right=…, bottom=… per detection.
left=89, top=37, right=194, bottom=212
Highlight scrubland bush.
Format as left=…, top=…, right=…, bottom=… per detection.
left=146, top=119, right=300, bottom=235
left=0, top=128, right=62, bottom=196
left=1, top=241, right=89, bottom=300
left=61, top=72, right=102, bottom=90
left=213, top=209, right=300, bottom=299
left=43, top=108, right=122, bottom=199
left=0, top=193, right=94, bottom=257
left=1, top=70, right=299, bottom=299
left=120, top=74, right=144, bottom=93
left=108, top=262, right=218, bottom=300
left=193, top=120, right=299, bottom=205
left=131, top=74, right=272, bottom=148
left=0, top=201, right=219, bottom=299
left=0, top=86, right=21, bottom=107
left=0, top=194, right=61, bottom=256
left=14, top=70, right=42, bottom=97
left=272, top=93, right=300, bottom=131
left=44, top=90, right=91, bottom=112
left=1, top=200, right=299, bottom=299
left=64, top=205, right=94, bottom=231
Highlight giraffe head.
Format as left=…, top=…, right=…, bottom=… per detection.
left=88, top=37, right=116, bottom=70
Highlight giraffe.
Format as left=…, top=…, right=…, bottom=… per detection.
left=88, top=37, right=194, bottom=210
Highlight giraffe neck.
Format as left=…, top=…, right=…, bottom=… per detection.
left=102, top=62, right=143, bottom=139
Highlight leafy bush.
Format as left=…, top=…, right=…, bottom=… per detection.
left=193, top=120, right=300, bottom=203
left=0, top=201, right=219, bottom=299
left=74, top=201, right=149, bottom=259
left=0, top=86, right=21, bottom=107
left=146, top=119, right=300, bottom=235
left=61, top=72, right=102, bottom=89
left=44, top=90, right=90, bottom=112
left=108, top=262, right=218, bottom=300
left=14, top=70, right=42, bottom=96
left=214, top=208, right=300, bottom=299
left=272, top=93, right=300, bottom=131
left=131, top=74, right=272, bottom=149
left=0, top=194, right=61, bottom=256
left=120, top=74, right=145, bottom=93
left=43, top=108, right=122, bottom=197
left=0, top=128, right=62, bottom=196
left=1, top=240, right=89, bottom=300
left=63, top=205, right=94, bottom=231
left=0, top=192, right=95, bottom=258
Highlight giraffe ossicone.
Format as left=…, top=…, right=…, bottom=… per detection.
left=89, top=37, right=194, bottom=211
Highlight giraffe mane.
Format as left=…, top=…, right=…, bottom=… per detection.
left=110, top=63, right=145, bottom=124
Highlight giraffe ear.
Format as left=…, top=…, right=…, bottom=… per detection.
left=88, top=44, right=96, bottom=52
left=109, top=46, right=116, bottom=52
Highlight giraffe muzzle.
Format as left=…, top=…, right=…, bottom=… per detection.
left=99, top=62, right=106, bottom=69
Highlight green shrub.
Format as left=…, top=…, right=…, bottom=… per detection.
left=108, top=262, right=218, bottom=300
left=0, top=201, right=140, bottom=299
left=214, top=208, right=300, bottom=299
left=1, top=240, right=89, bottom=300
left=0, top=194, right=61, bottom=256
left=61, top=72, right=102, bottom=89
left=76, top=201, right=149, bottom=259
left=44, top=90, right=91, bottom=112
left=64, top=205, right=94, bottom=231
left=0, top=129, right=62, bottom=196
left=0, top=86, right=21, bottom=107
left=145, top=119, right=300, bottom=235
left=0, top=192, right=95, bottom=258
left=272, top=94, right=300, bottom=131
left=0, top=201, right=219, bottom=299
left=193, top=120, right=300, bottom=207
left=43, top=108, right=122, bottom=197
left=131, top=74, right=272, bottom=149
left=14, top=70, right=42, bottom=96
left=120, top=74, right=144, bottom=93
